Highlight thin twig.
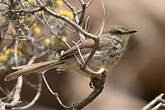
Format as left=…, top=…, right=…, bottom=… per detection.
left=77, top=0, right=94, bottom=14
left=41, top=72, right=71, bottom=109
left=42, top=7, right=97, bottom=40
left=98, top=0, right=105, bottom=37
left=13, top=75, right=42, bottom=110
left=57, top=18, right=76, bottom=32
left=142, top=93, right=165, bottom=110
left=10, top=8, right=42, bottom=14
left=14, top=39, right=18, bottom=66
left=152, top=103, right=165, bottom=110
left=62, top=0, right=79, bottom=23
left=5, top=77, right=23, bottom=108
left=35, top=13, right=58, bottom=38
left=78, top=0, right=86, bottom=25
left=5, top=39, right=23, bottom=108
left=72, top=40, right=85, bottom=63
left=62, top=39, right=82, bottom=64
left=84, top=16, right=90, bottom=31
left=0, top=87, right=8, bottom=96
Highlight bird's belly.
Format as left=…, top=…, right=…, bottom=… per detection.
left=63, top=43, right=125, bottom=77
left=89, top=45, right=125, bottom=70
left=64, top=57, right=93, bottom=77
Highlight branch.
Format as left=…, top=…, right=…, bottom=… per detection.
left=42, top=6, right=97, bottom=40
left=98, top=0, right=105, bottom=37
left=62, top=0, right=79, bottom=23
left=41, top=72, right=71, bottom=109
left=10, top=7, right=42, bottom=14
left=5, top=38, right=23, bottom=108
left=42, top=68, right=106, bottom=110
left=77, top=0, right=94, bottom=14
left=78, top=0, right=86, bottom=25
left=142, top=93, right=165, bottom=110
left=70, top=73, right=106, bottom=110
left=13, top=75, right=42, bottom=109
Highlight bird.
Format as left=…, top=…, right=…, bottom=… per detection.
left=4, top=25, right=136, bottom=81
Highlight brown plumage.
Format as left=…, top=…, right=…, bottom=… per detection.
left=4, top=25, right=136, bottom=81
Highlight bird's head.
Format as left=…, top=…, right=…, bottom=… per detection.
left=104, top=25, right=137, bottom=43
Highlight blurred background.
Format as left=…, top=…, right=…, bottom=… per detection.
left=1, top=0, right=165, bottom=110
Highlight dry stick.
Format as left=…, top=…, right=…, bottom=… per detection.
left=0, top=99, right=5, bottom=110
left=98, top=0, right=105, bottom=37
left=57, top=18, right=76, bottom=32
left=77, top=0, right=94, bottom=14
left=71, top=73, right=106, bottom=110
left=7, top=50, right=48, bottom=109
left=5, top=39, right=23, bottom=108
left=41, top=11, right=75, bottom=34
left=10, top=51, right=50, bottom=109
left=13, top=75, right=42, bottom=110
left=142, top=93, right=165, bottom=110
left=78, top=0, right=86, bottom=25
left=62, top=39, right=82, bottom=65
left=0, top=87, right=8, bottom=96
left=62, top=0, right=79, bottom=23
left=72, top=40, right=85, bottom=64
left=35, top=13, right=58, bottom=38
left=10, top=7, right=42, bottom=14
left=152, top=103, right=165, bottom=110
left=13, top=50, right=50, bottom=109
left=84, top=16, right=90, bottom=31
left=78, top=0, right=87, bottom=42
left=41, top=72, right=71, bottom=109
left=62, top=0, right=86, bottom=41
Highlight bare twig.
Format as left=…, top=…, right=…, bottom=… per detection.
left=72, top=40, right=85, bottom=63
left=77, top=0, right=94, bottom=14
left=41, top=72, right=71, bottom=109
left=42, top=4, right=97, bottom=39
left=71, top=73, right=106, bottom=110
left=5, top=77, right=23, bottom=108
left=152, top=103, right=165, bottom=110
left=62, top=0, right=87, bottom=42
left=5, top=39, right=23, bottom=108
left=10, top=8, right=42, bottom=14
left=62, top=39, right=82, bottom=64
left=142, top=93, right=165, bottom=110
left=0, top=87, right=8, bottom=96
left=13, top=75, right=42, bottom=110
left=57, top=18, right=76, bottom=32
left=84, top=16, right=90, bottom=31
left=62, top=0, right=79, bottom=23
left=42, top=67, right=106, bottom=110
left=35, top=13, right=58, bottom=38
left=14, top=39, right=19, bottom=66
left=0, top=100, right=5, bottom=110
left=98, top=0, right=105, bottom=37
left=78, top=0, right=86, bottom=25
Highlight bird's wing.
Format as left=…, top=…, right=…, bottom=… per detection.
left=60, top=39, right=95, bottom=59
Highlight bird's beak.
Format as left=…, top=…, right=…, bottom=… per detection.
left=123, top=30, right=137, bottom=34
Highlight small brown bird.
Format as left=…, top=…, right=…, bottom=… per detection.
left=4, top=25, right=136, bottom=81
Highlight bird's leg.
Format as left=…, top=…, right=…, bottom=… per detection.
left=89, top=67, right=108, bottom=89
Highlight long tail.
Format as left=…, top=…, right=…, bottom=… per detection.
left=4, top=60, right=65, bottom=81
